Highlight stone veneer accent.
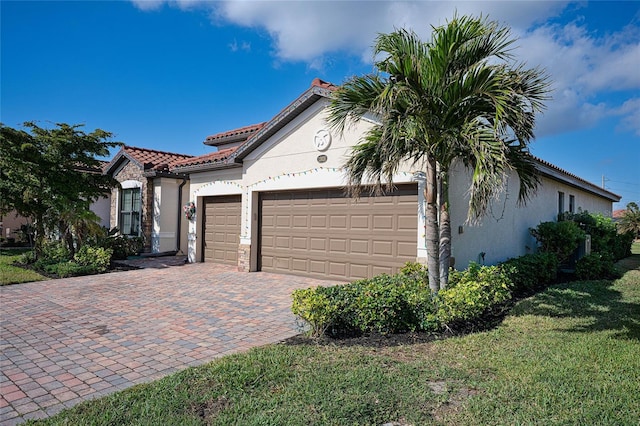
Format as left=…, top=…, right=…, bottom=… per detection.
left=109, top=160, right=153, bottom=253
left=237, top=244, right=251, bottom=272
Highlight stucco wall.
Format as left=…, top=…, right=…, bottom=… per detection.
left=90, top=195, right=111, bottom=228
left=151, top=178, right=189, bottom=253
left=448, top=162, right=614, bottom=268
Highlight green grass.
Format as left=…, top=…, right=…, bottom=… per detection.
left=631, top=240, right=640, bottom=255
left=0, top=248, right=47, bottom=285
left=28, top=255, right=640, bottom=425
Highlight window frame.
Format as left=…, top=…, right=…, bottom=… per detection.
left=119, top=187, right=142, bottom=236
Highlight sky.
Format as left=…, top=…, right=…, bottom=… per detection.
left=1, top=0, right=639, bottom=208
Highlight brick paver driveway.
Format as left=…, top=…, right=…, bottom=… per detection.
left=0, top=263, right=334, bottom=425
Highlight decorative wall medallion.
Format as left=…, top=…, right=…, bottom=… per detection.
left=313, top=129, right=331, bottom=151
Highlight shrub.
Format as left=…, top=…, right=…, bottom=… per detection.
left=351, top=274, right=431, bottom=334
left=561, top=211, right=633, bottom=261
left=575, top=252, right=619, bottom=280
left=501, top=252, right=559, bottom=296
left=436, top=263, right=511, bottom=326
left=399, top=261, right=429, bottom=283
left=613, top=231, right=634, bottom=260
left=43, top=262, right=94, bottom=278
left=74, top=245, right=113, bottom=273
left=292, top=273, right=435, bottom=337
left=101, top=235, right=143, bottom=260
left=530, top=221, right=585, bottom=263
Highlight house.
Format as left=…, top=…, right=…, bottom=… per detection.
left=104, top=146, right=194, bottom=254
left=120, top=79, right=621, bottom=280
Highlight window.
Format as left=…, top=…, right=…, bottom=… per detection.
left=120, top=188, right=141, bottom=236
left=558, top=191, right=565, bottom=216
left=569, top=195, right=575, bottom=213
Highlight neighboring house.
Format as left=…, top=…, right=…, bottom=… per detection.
left=129, top=78, right=621, bottom=280
left=104, top=146, right=193, bottom=254
left=0, top=210, right=30, bottom=241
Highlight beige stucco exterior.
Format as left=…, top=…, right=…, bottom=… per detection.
left=185, top=94, right=619, bottom=272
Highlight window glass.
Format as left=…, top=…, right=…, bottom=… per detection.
left=120, top=188, right=141, bottom=236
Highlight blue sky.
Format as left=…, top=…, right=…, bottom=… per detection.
left=2, top=0, right=639, bottom=208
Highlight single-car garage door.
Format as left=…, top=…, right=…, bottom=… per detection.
left=259, top=185, right=418, bottom=280
left=202, top=195, right=241, bottom=265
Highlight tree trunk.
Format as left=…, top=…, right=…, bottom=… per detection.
left=425, top=157, right=440, bottom=292
left=438, top=169, right=451, bottom=290
left=34, top=210, right=45, bottom=260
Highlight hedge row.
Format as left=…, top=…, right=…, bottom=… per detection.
left=293, top=261, right=523, bottom=337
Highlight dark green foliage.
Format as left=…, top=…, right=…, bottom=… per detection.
left=436, top=264, right=512, bottom=326
left=575, top=252, right=619, bottom=281
left=24, top=240, right=113, bottom=277
left=0, top=122, right=121, bottom=257
left=292, top=273, right=434, bottom=337
left=501, top=252, right=559, bottom=295
left=292, top=263, right=511, bottom=337
left=613, top=231, right=635, bottom=260
left=561, top=211, right=634, bottom=261
left=530, top=221, right=585, bottom=263
left=100, top=233, right=144, bottom=259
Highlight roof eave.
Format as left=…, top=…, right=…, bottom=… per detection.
left=172, top=161, right=242, bottom=174
left=534, top=160, right=621, bottom=202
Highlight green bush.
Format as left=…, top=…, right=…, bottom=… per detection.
left=43, top=261, right=95, bottom=278
left=292, top=273, right=435, bottom=337
left=101, top=234, right=144, bottom=260
left=293, top=263, right=513, bottom=337
left=561, top=211, right=633, bottom=261
left=436, top=263, right=511, bottom=326
left=350, top=274, right=431, bottom=334
left=399, top=261, right=429, bottom=283
left=530, top=221, right=585, bottom=263
left=74, top=245, right=113, bottom=273
left=613, top=231, right=634, bottom=260
left=501, top=252, right=559, bottom=295
left=575, top=252, right=619, bottom=280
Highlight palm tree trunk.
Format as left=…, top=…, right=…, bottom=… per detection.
left=425, top=157, right=440, bottom=292
left=438, top=169, right=451, bottom=290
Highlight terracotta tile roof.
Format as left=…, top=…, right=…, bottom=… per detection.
left=205, top=122, right=267, bottom=145
left=171, top=147, right=238, bottom=169
left=613, top=209, right=626, bottom=219
left=532, top=155, right=620, bottom=201
left=121, top=146, right=194, bottom=171
left=310, top=77, right=338, bottom=91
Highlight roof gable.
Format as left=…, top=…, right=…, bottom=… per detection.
left=105, top=146, right=194, bottom=175
left=232, top=78, right=337, bottom=161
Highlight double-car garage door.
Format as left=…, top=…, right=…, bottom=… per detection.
left=202, top=185, right=418, bottom=280
left=259, top=185, right=417, bottom=280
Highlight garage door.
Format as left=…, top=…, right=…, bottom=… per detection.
left=202, top=195, right=241, bottom=265
left=259, top=185, right=417, bottom=280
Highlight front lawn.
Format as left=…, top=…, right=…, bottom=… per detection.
left=0, top=248, right=47, bottom=285
left=28, top=255, right=640, bottom=425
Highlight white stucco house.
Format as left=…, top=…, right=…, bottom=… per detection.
left=112, top=79, right=621, bottom=280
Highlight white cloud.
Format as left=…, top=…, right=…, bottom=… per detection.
left=131, top=0, right=639, bottom=138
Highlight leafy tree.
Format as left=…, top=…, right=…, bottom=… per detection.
left=0, top=122, right=121, bottom=257
left=618, top=202, right=640, bottom=237
left=327, top=15, right=550, bottom=291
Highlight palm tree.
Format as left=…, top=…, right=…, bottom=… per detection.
left=618, top=202, right=640, bottom=237
left=327, top=15, right=550, bottom=291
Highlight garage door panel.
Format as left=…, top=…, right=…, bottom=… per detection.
left=202, top=195, right=241, bottom=265
left=373, top=215, right=394, bottom=230
left=372, top=241, right=393, bottom=256
left=260, top=185, right=417, bottom=280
